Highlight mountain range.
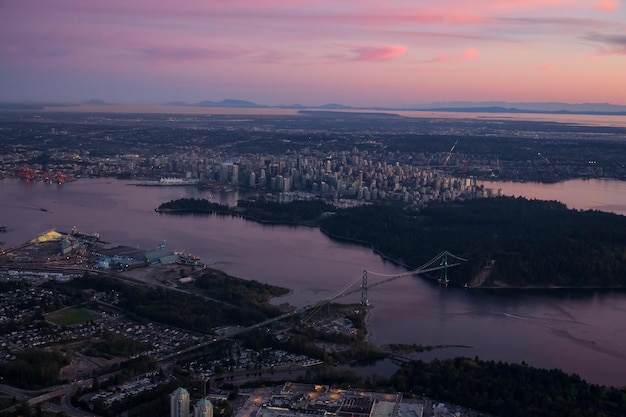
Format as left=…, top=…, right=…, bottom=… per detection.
left=159, top=99, right=626, bottom=115
left=2, top=98, right=623, bottom=116
left=408, top=101, right=626, bottom=114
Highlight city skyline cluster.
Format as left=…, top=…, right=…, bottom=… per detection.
left=180, top=150, right=493, bottom=205
left=2, top=111, right=624, bottom=198
left=2, top=0, right=625, bottom=106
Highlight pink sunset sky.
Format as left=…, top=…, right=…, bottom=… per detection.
left=1, top=0, right=625, bottom=107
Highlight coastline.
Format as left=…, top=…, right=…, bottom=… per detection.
left=156, top=209, right=626, bottom=292
left=156, top=206, right=320, bottom=227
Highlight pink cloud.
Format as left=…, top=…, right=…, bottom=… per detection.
left=135, top=46, right=252, bottom=63
left=448, top=14, right=493, bottom=24
left=462, top=48, right=481, bottom=59
left=420, top=0, right=566, bottom=15
left=592, top=0, right=620, bottom=12
left=3, top=1, right=621, bottom=51
left=4, top=0, right=552, bottom=19
left=352, top=45, right=407, bottom=62
left=2, top=0, right=626, bottom=106
left=427, top=48, right=481, bottom=63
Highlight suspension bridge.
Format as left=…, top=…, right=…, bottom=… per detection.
left=301, top=250, right=467, bottom=321
left=160, top=250, right=467, bottom=361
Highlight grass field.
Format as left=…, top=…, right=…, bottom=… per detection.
left=46, top=307, right=100, bottom=326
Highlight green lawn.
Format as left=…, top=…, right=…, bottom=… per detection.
left=45, top=307, right=100, bottom=326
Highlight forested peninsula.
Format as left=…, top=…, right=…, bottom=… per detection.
left=156, top=197, right=334, bottom=225
left=156, top=196, right=626, bottom=288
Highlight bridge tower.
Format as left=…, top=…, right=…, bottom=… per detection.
left=361, top=270, right=369, bottom=306
left=438, top=251, right=449, bottom=285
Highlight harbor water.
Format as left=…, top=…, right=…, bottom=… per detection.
left=1, top=178, right=625, bottom=387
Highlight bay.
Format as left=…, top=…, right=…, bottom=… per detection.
left=479, top=178, right=626, bottom=216
left=1, top=178, right=625, bottom=387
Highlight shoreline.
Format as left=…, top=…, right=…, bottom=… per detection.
left=155, top=209, right=626, bottom=292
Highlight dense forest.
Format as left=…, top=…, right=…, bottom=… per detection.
left=233, top=199, right=335, bottom=224
left=0, top=347, right=69, bottom=389
left=388, top=357, right=626, bottom=417
left=155, top=197, right=230, bottom=214
left=296, top=357, right=626, bottom=416
left=157, top=197, right=335, bottom=224
left=319, top=197, right=626, bottom=288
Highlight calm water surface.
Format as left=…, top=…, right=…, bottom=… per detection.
left=479, top=178, right=626, bottom=216
left=49, top=105, right=626, bottom=128
left=1, top=178, right=625, bottom=387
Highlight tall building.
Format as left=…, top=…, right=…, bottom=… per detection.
left=231, top=164, right=239, bottom=185
left=194, top=398, right=214, bottom=417
left=171, top=387, right=190, bottom=417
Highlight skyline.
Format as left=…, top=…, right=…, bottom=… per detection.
left=1, top=0, right=626, bottom=107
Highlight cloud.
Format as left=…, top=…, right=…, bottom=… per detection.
left=249, top=49, right=290, bottom=64
left=461, top=48, right=481, bottom=59
left=396, top=29, right=508, bottom=44
left=592, top=0, right=620, bottom=12
left=501, top=16, right=603, bottom=27
left=2, top=0, right=626, bottom=105
left=426, top=47, right=480, bottom=63
left=584, top=33, right=626, bottom=55
left=352, top=45, right=407, bottom=62
left=134, top=46, right=253, bottom=63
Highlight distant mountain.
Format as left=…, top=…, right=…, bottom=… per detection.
left=278, top=103, right=307, bottom=109
left=407, top=101, right=626, bottom=114
left=164, top=101, right=189, bottom=106
left=194, top=99, right=267, bottom=108
left=220, top=99, right=267, bottom=108
left=195, top=100, right=217, bottom=107
left=154, top=99, right=626, bottom=115
left=422, top=106, right=519, bottom=113
left=84, top=99, right=106, bottom=105
left=320, top=103, right=352, bottom=109
left=414, top=106, right=626, bottom=116
left=299, top=110, right=401, bottom=118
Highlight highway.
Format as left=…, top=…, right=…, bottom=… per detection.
left=0, top=381, right=96, bottom=417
